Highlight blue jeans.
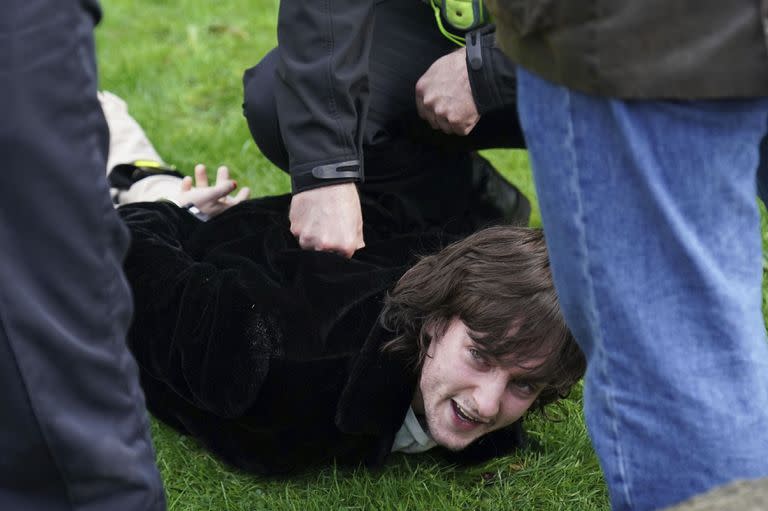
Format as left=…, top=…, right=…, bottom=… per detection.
left=518, top=68, right=768, bottom=510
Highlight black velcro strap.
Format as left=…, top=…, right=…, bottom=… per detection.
left=108, top=161, right=183, bottom=190
left=291, top=159, right=363, bottom=194
left=311, top=160, right=362, bottom=180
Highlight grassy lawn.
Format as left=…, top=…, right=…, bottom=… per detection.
left=94, top=2, right=768, bottom=510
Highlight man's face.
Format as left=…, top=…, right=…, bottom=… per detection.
left=414, top=317, right=546, bottom=451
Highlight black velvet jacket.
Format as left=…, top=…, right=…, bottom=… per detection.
left=119, top=195, right=524, bottom=474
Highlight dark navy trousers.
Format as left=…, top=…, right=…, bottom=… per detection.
left=0, top=1, right=165, bottom=509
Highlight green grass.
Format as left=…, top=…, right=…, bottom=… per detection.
left=96, top=2, right=623, bottom=509
left=148, top=389, right=605, bottom=511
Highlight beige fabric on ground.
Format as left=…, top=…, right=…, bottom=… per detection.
left=98, top=91, right=183, bottom=205
left=99, top=91, right=164, bottom=171
left=114, top=174, right=184, bottom=206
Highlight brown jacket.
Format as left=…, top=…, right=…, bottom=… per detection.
left=486, top=0, right=768, bottom=98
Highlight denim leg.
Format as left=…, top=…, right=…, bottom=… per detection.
left=518, top=68, right=768, bottom=511
left=757, top=132, right=768, bottom=207
left=0, top=1, right=165, bottom=509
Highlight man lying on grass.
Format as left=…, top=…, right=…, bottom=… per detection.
left=103, top=91, right=583, bottom=474
left=119, top=197, right=585, bottom=474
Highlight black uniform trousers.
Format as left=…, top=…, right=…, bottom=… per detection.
left=0, top=1, right=165, bottom=509
left=243, top=0, right=526, bottom=225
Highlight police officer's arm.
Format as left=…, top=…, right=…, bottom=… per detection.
left=415, top=27, right=517, bottom=135
left=276, top=0, right=375, bottom=258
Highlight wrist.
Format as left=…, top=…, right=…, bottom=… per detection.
left=466, top=26, right=510, bottom=115
left=182, top=203, right=210, bottom=222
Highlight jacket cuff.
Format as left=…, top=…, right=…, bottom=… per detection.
left=466, top=27, right=518, bottom=115
left=290, top=158, right=364, bottom=194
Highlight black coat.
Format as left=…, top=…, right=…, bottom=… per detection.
left=119, top=195, right=524, bottom=474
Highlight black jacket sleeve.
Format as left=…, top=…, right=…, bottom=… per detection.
left=466, top=26, right=518, bottom=115
left=275, top=0, right=374, bottom=194
left=120, top=203, right=293, bottom=419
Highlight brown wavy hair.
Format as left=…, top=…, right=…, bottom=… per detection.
left=380, top=226, right=585, bottom=413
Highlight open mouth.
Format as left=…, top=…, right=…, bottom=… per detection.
left=451, top=400, right=485, bottom=425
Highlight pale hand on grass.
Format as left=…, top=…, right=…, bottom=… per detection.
left=289, top=182, right=365, bottom=258
left=415, top=48, right=480, bottom=136
left=180, top=164, right=250, bottom=217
